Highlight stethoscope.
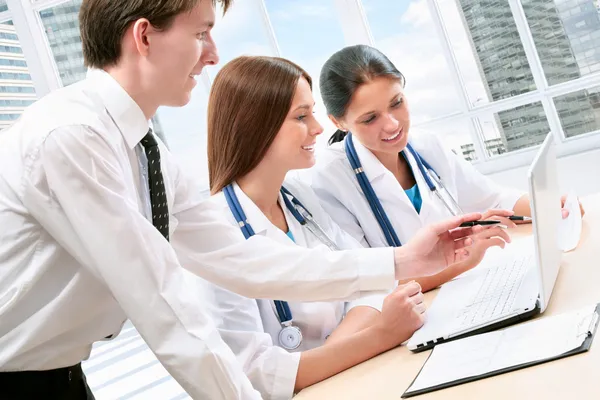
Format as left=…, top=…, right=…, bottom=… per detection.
left=345, top=132, right=464, bottom=247
left=223, top=184, right=340, bottom=350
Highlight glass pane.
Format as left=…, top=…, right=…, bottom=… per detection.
left=522, top=0, right=600, bottom=86
left=0, top=19, right=37, bottom=131
left=450, top=0, right=537, bottom=104
left=478, top=101, right=550, bottom=155
left=362, top=0, right=463, bottom=123
left=437, top=0, right=536, bottom=106
left=39, top=0, right=86, bottom=87
left=210, top=0, right=277, bottom=77
left=157, top=82, right=212, bottom=189
left=554, top=86, right=600, bottom=138
left=265, top=0, right=345, bottom=149
left=415, top=119, right=478, bottom=161
left=0, top=1, right=7, bottom=13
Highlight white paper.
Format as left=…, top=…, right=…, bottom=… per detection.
left=406, top=305, right=597, bottom=394
left=558, top=191, right=582, bottom=252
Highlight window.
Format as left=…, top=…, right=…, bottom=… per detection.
left=39, top=0, right=86, bottom=87
left=554, top=85, right=600, bottom=138
left=416, top=119, right=479, bottom=161
left=209, top=0, right=277, bottom=77
left=0, top=113, right=20, bottom=120
left=0, top=98, right=35, bottom=106
left=522, top=0, right=600, bottom=86
left=0, top=72, right=31, bottom=80
left=362, top=0, right=464, bottom=123
left=477, top=101, right=550, bottom=155
left=2, top=0, right=600, bottom=171
left=0, top=19, right=36, bottom=131
left=264, top=0, right=345, bottom=148
left=0, top=45, right=22, bottom=54
left=0, top=85, right=35, bottom=93
left=438, top=0, right=537, bottom=106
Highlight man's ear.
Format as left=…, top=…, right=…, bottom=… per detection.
left=131, top=18, right=152, bottom=56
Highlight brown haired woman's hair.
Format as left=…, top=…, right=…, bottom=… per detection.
left=79, top=0, right=232, bottom=69
left=208, top=56, right=312, bottom=193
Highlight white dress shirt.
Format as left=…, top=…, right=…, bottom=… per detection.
left=311, top=132, right=524, bottom=248
left=200, top=178, right=388, bottom=399
left=0, top=69, right=396, bottom=399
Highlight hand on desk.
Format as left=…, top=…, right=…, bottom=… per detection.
left=377, top=281, right=426, bottom=346
left=561, top=194, right=585, bottom=219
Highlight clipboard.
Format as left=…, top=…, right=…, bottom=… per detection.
left=402, top=303, right=600, bottom=398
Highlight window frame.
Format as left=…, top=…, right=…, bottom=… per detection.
left=5, top=0, right=600, bottom=175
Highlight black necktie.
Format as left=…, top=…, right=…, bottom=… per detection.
left=141, top=129, right=169, bottom=241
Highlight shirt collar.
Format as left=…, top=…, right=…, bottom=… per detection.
left=86, top=68, right=149, bottom=149
left=231, top=182, right=272, bottom=236
left=231, top=182, right=297, bottom=241
left=348, top=135, right=390, bottom=182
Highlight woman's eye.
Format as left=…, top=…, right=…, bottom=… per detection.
left=362, top=115, right=376, bottom=124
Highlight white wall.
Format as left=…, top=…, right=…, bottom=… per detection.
left=486, top=148, right=600, bottom=197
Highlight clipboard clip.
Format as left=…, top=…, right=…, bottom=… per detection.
left=576, top=311, right=599, bottom=338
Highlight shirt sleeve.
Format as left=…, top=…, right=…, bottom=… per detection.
left=168, top=156, right=396, bottom=302
left=201, top=278, right=301, bottom=400
left=22, top=126, right=261, bottom=400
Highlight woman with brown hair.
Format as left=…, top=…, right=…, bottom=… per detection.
left=203, top=55, right=508, bottom=398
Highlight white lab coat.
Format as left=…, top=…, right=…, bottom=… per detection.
left=201, top=178, right=388, bottom=399
left=310, top=132, right=524, bottom=248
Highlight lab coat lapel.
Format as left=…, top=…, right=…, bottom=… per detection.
left=279, top=191, right=309, bottom=248
left=353, top=139, right=421, bottom=232
left=231, top=183, right=295, bottom=246
left=403, top=146, right=454, bottom=225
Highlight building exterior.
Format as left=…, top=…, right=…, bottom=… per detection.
left=457, top=0, right=600, bottom=153
left=0, top=21, right=37, bottom=131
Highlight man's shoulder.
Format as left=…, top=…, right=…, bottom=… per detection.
left=27, top=81, right=108, bottom=133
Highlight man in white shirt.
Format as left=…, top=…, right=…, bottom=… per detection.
left=0, top=0, right=504, bottom=399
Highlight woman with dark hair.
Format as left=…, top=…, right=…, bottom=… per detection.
left=311, top=44, right=584, bottom=292
left=203, top=55, right=507, bottom=398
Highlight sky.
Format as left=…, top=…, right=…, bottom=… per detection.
left=155, top=0, right=501, bottom=189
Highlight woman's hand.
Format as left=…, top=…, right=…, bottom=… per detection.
left=375, top=281, right=426, bottom=347
left=560, top=195, right=585, bottom=219
left=394, top=213, right=507, bottom=280
left=452, top=225, right=511, bottom=274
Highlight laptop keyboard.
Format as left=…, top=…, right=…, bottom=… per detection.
left=454, top=253, right=533, bottom=331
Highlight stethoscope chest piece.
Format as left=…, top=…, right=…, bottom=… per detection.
left=278, top=325, right=303, bottom=350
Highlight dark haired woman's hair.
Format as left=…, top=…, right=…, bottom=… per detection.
left=208, top=56, right=312, bottom=194
left=319, top=44, right=405, bottom=145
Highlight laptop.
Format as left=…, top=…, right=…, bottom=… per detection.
left=407, top=132, right=563, bottom=352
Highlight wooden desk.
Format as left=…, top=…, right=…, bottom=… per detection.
left=296, top=194, right=599, bottom=400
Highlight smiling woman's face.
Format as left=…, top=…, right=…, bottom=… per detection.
left=262, top=77, right=324, bottom=172
left=334, top=76, right=410, bottom=156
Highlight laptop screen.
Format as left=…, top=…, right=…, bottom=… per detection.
left=528, top=132, right=563, bottom=312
